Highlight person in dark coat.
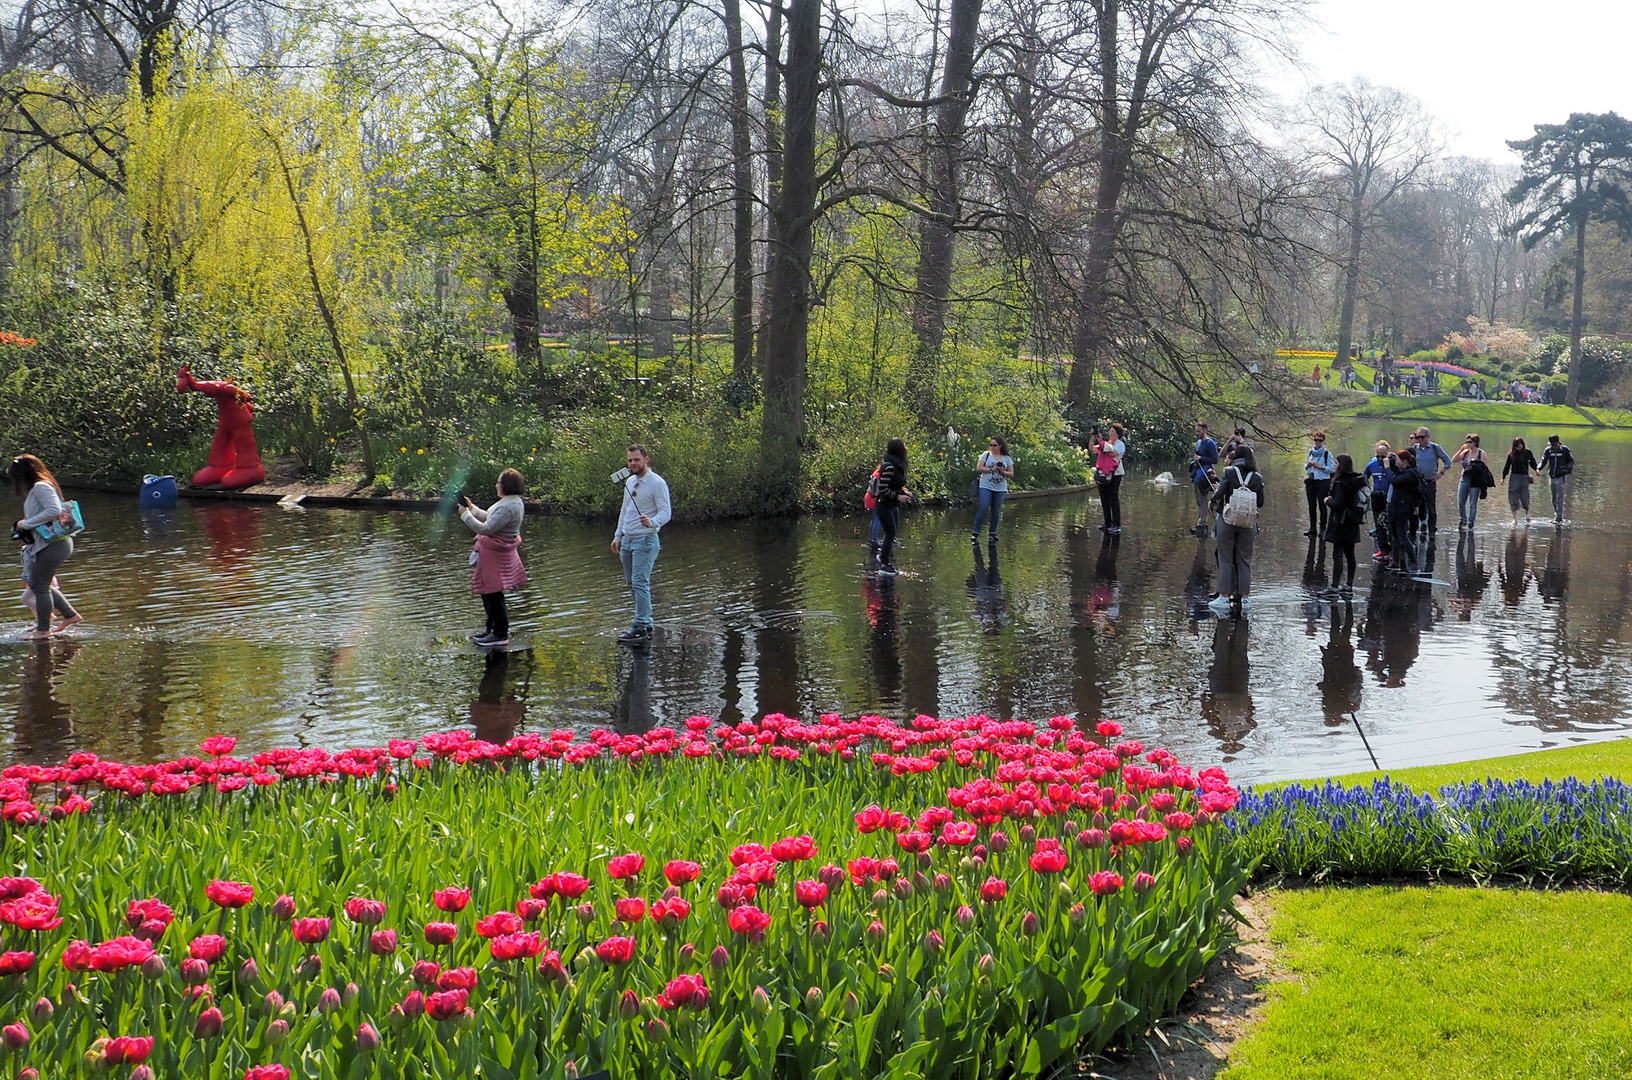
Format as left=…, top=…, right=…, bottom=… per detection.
left=1323, top=455, right=1367, bottom=594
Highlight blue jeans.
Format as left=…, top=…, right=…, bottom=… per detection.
left=619, top=533, right=660, bottom=629
left=1457, top=475, right=1479, bottom=526
left=972, top=488, right=1006, bottom=539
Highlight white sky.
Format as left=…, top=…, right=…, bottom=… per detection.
left=1266, top=0, right=1632, bottom=162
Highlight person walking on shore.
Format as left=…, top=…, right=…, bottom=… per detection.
left=1209, top=447, right=1264, bottom=620
left=1537, top=434, right=1575, bottom=524
left=1411, top=427, right=1451, bottom=538
left=10, top=454, right=80, bottom=641
left=1089, top=422, right=1126, bottom=534
left=1302, top=431, right=1334, bottom=538
left=972, top=437, right=1013, bottom=544
left=460, top=468, right=527, bottom=648
left=873, top=438, right=913, bottom=575
left=1363, top=441, right=1393, bottom=562
left=1191, top=422, right=1219, bottom=535
left=611, top=445, right=671, bottom=643
left=1451, top=434, right=1491, bottom=528
left=1501, top=437, right=1538, bottom=526
left=1324, top=455, right=1366, bottom=595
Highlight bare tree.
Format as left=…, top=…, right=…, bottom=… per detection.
left=1297, top=77, right=1438, bottom=373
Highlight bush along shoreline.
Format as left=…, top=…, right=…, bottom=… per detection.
left=0, top=716, right=1245, bottom=1079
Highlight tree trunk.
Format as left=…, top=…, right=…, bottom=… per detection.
left=1333, top=196, right=1365, bottom=375
left=723, top=0, right=756, bottom=380
left=1567, top=211, right=1587, bottom=408
left=906, top=0, right=985, bottom=425
left=759, top=0, right=819, bottom=510
left=753, top=3, right=784, bottom=375
left=502, top=256, right=542, bottom=374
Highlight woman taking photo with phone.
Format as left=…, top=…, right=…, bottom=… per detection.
left=11, top=454, right=80, bottom=641
left=1089, top=422, right=1126, bottom=534
left=460, top=468, right=528, bottom=648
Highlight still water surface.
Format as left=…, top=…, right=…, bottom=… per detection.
left=5, top=421, right=1630, bottom=781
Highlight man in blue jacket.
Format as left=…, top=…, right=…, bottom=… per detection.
left=1411, top=427, right=1453, bottom=539
left=1191, top=421, right=1218, bottom=536
left=1363, top=441, right=1393, bottom=560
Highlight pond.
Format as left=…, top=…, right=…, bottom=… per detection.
left=5, top=419, right=1630, bottom=782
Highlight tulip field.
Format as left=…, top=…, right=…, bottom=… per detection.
left=0, top=716, right=1245, bottom=1079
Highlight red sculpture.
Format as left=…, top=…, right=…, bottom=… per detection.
left=176, top=364, right=266, bottom=489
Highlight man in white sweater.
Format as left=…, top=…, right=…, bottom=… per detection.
left=610, top=445, right=671, bottom=644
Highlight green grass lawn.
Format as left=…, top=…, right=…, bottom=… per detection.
left=1346, top=395, right=1632, bottom=429
left=1321, top=736, right=1632, bottom=790
left=1220, top=886, right=1632, bottom=1080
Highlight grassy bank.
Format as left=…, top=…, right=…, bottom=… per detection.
left=1343, top=394, right=1632, bottom=428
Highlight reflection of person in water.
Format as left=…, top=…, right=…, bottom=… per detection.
left=13, top=640, right=81, bottom=763
left=613, top=645, right=655, bottom=734
left=1201, top=618, right=1253, bottom=757
left=1089, top=534, right=1120, bottom=633
left=1184, top=537, right=1212, bottom=631
left=1362, top=576, right=1428, bottom=688
left=1301, top=537, right=1327, bottom=632
left=968, top=543, right=1007, bottom=634
left=1537, top=526, right=1570, bottom=606
left=1318, top=601, right=1361, bottom=726
left=468, top=650, right=526, bottom=744
left=863, top=573, right=902, bottom=709
left=1498, top=529, right=1531, bottom=607
left=1451, top=530, right=1490, bottom=621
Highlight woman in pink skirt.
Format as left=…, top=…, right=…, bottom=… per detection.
left=459, top=468, right=528, bottom=648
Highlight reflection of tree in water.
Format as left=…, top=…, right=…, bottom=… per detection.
left=1319, top=601, right=1361, bottom=726
left=1201, top=618, right=1253, bottom=758
left=1361, top=577, right=1434, bottom=688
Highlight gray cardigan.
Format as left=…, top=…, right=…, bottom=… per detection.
left=461, top=494, right=524, bottom=538
left=18, top=481, right=65, bottom=554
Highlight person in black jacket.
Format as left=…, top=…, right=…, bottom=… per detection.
left=874, top=438, right=913, bottom=575
left=1386, top=449, right=1423, bottom=574
left=1501, top=437, right=1538, bottom=526
left=1323, top=455, right=1367, bottom=594
left=1537, top=434, right=1574, bottom=524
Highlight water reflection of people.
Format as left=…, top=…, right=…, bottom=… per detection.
left=1089, top=535, right=1120, bottom=632
left=469, top=650, right=525, bottom=743
left=863, top=573, right=902, bottom=709
left=1362, top=576, right=1428, bottom=688
left=1537, top=526, right=1570, bottom=606
left=1318, top=601, right=1361, bottom=726
left=1301, top=537, right=1327, bottom=631
left=13, top=640, right=81, bottom=762
left=1498, top=529, right=1531, bottom=606
left=1201, top=618, right=1254, bottom=757
left=1184, top=537, right=1212, bottom=631
left=612, top=644, right=655, bottom=733
left=968, top=542, right=1007, bottom=634
left=1451, top=530, right=1490, bottom=621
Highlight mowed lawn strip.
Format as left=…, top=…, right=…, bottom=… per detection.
left=1219, top=886, right=1632, bottom=1080
left=1321, top=735, right=1632, bottom=790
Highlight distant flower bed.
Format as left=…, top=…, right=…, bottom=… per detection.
left=1230, top=776, right=1632, bottom=885
left=0, top=717, right=1244, bottom=1080
left=1396, top=360, right=1478, bottom=378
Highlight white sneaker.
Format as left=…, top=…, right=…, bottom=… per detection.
left=1207, top=595, right=1232, bottom=615
left=1240, top=597, right=1253, bottom=614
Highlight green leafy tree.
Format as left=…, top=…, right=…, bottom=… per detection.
left=1506, top=112, right=1632, bottom=407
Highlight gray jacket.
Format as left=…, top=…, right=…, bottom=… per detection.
left=461, top=494, right=525, bottom=538
left=18, top=481, right=65, bottom=554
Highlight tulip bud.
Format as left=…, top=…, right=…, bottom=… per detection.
left=866, top=919, right=885, bottom=943
left=1064, top=819, right=1077, bottom=834
left=1133, top=871, right=1156, bottom=895
left=1176, top=836, right=1195, bottom=858
left=709, top=945, right=729, bottom=972
left=893, top=877, right=915, bottom=901
left=29, top=997, right=52, bottom=1024
left=1019, top=824, right=1036, bottom=844
left=677, top=942, right=695, bottom=964
left=843, top=990, right=860, bottom=1020
left=955, top=904, right=975, bottom=928
left=958, top=855, right=975, bottom=873
left=194, top=1007, right=223, bottom=1039
left=1092, top=810, right=1107, bottom=829
left=262, top=990, right=284, bottom=1017
left=877, top=964, right=894, bottom=985
left=131, top=1067, right=154, bottom=1080
left=924, top=930, right=943, bottom=955
left=811, top=919, right=829, bottom=944
left=369, top=929, right=398, bottom=955
left=267, top=1018, right=290, bottom=1044
left=185, top=984, right=213, bottom=1006
left=806, top=986, right=824, bottom=1009
left=2, top=1022, right=29, bottom=1050
left=661, top=885, right=680, bottom=901
left=401, top=991, right=425, bottom=1018
left=413, top=960, right=440, bottom=986
left=977, top=953, right=996, bottom=977
left=319, top=987, right=343, bottom=1014
left=383, top=781, right=398, bottom=798
left=932, top=873, right=951, bottom=893
left=1021, top=911, right=1039, bottom=937
left=575, top=902, right=595, bottom=924
left=280, top=1001, right=298, bottom=1022
left=1069, top=902, right=1086, bottom=925
left=298, top=953, right=322, bottom=980
left=912, top=870, right=930, bottom=892
left=916, top=852, right=932, bottom=870
left=618, top=988, right=641, bottom=1020
left=646, top=1016, right=670, bottom=1044
left=18, top=1069, right=38, bottom=1080
left=63, top=983, right=88, bottom=1007
left=565, top=1062, right=580, bottom=1080
left=272, top=894, right=297, bottom=920
left=990, top=831, right=1009, bottom=853
left=574, top=946, right=597, bottom=971
left=972, top=844, right=987, bottom=859
left=140, top=954, right=166, bottom=979
left=344, top=981, right=359, bottom=1004
left=751, top=985, right=772, bottom=1016
left=971, top=853, right=986, bottom=870
left=238, top=958, right=260, bottom=986
left=357, top=1022, right=380, bottom=1053
left=1057, top=880, right=1074, bottom=900
left=181, top=957, right=209, bottom=985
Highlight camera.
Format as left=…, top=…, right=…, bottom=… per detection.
left=609, top=467, right=632, bottom=485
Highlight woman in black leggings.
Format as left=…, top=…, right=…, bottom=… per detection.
left=1090, top=422, right=1127, bottom=534
left=1323, top=455, right=1366, bottom=595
